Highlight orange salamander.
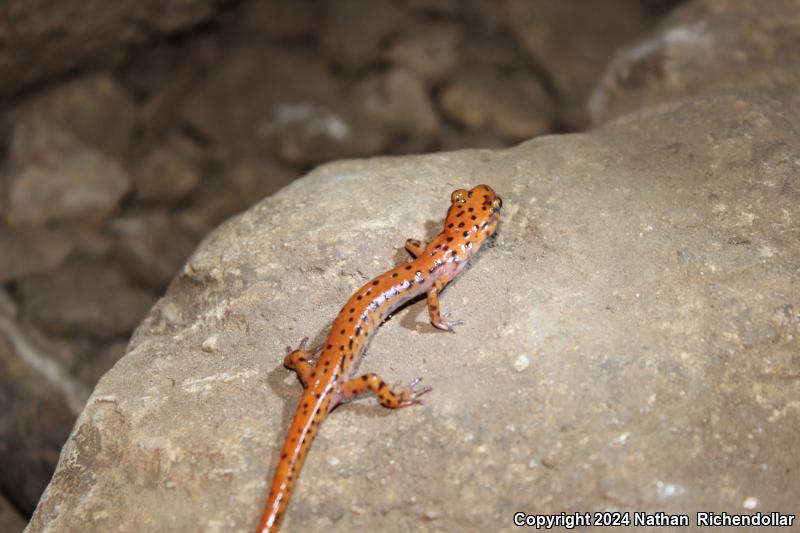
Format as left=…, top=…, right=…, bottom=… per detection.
left=257, top=184, right=502, bottom=532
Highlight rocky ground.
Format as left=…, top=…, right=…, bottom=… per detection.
left=17, top=0, right=800, bottom=531
left=0, top=0, right=679, bottom=523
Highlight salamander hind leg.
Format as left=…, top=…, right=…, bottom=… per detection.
left=340, top=373, right=431, bottom=408
left=283, top=337, right=318, bottom=387
left=404, top=239, right=426, bottom=258
left=427, top=278, right=464, bottom=332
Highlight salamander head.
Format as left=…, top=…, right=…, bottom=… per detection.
left=444, top=184, right=502, bottom=244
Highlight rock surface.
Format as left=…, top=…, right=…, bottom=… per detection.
left=27, top=68, right=800, bottom=533
left=1, top=116, right=130, bottom=226
left=588, top=0, right=800, bottom=124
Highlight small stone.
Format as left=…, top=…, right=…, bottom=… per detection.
left=513, top=354, right=530, bottom=372
left=0, top=227, right=74, bottom=283
left=742, top=496, right=758, bottom=509
left=201, top=335, right=219, bottom=353
left=319, top=0, right=406, bottom=70
left=133, top=134, right=203, bottom=203
left=182, top=40, right=391, bottom=164
left=176, top=173, right=253, bottom=237
left=7, top=73, right=137, bottom=157
left=239, top=0, right=315, bottom=38
left=2, top=116, right=130, bottom=226
left=400, top=0, right=460, bottom=16
left=276, top=103, right=388, bottom=167
left=17, top=259, right=156, bottom=339
left=439, top=69, right=552, bottom=141
left=354, top=68, right=441, bottom=144
left=108, top=210, right=197, bottom=290
left=387, top=23, right=461, bottom=84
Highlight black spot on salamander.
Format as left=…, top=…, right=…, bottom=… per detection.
left=443, top=245, right=449, bottom=251
left=339, top=345, right=345, bottom=351
left=310, top=371, right=316, bottom=378
left=468, top=207, right=474, bottom=212
left=356, top=326, right=362, bottom=335
left=361, top=375, right=368, bottom=381
left=458, top=221, right=465, bottom=228
left=349, top=353, right=355, bottom=361
left=348, top=317, right=354, bottom=322
left=448, top=223, right=454, bottom=228
left=435, top=243, right=442, bottom=249
left=471, top=215, right=477, bottom=220
left=378, top=381, right=386, bottom=389
left=456, top=211, right=464, bottom=217
left=316, top=393, right=321, bottom=398
left=349, top=339, right=353, bottom=349
left=428, top=266, right=436, bottom=274
left=372, top=280, right=380, bottom=286
left=446, top=236, right=453, bottom=242
left=463, top=231, right=470, bottom=237
left=391, top=272, right=398, bottom=277
left=349, top=307, right=355, bottom=313
left=357, top=295, right=362, bottom=300
left=326, top=344, right=332, bottom=349
left=405, top=264, right=412, bottom=270
left=281, top=453, right=287, bottom=459
left=324, top=360, right=330, bottom=366
left=483, top=194, right=488, bottom=199
left=340, top=328, right=345, bottom=334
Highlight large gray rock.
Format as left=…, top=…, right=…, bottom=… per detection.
left=27, top=70, right=800, bottom=532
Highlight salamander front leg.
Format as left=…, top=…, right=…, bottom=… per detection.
left=404, top=239, right=427, bottom=258
left=339, top=373, right=431, bottom=408
left=283, top=337, right=318, bottom=387
left=427, top=277, right=464, bottom=332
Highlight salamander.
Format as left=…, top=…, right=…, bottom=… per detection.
left=257, top=184, right=502, bottom=532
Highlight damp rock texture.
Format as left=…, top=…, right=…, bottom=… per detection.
left=27, top=3, right=800, bottom=533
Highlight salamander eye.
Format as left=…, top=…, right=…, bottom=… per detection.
left=492, top=197, right=502, bottom=209
left=451, top=189, right=468, bottom=204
